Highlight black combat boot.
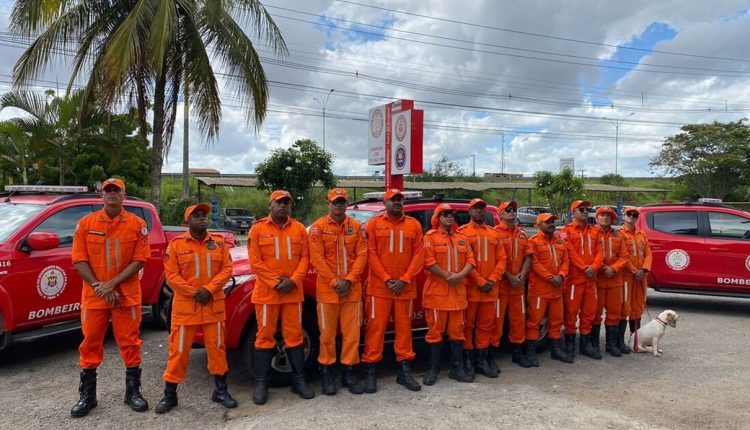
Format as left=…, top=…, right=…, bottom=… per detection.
left=252, top=348, right=274, bottom=405
left=511, top=343, right=532, bottom=368
left=396, top=361, right=422, bottom=391
left=617, top=320, right=631, bottom=354
left=70, top=369, right=97, bottom=417
left=124, top=367, right=149, bottom=412
left=463, top=349, right=476, bottom=381
left=363, top=363, right=377, bottom=394
left=550, top=338, right=573, bottom=363
left=448, top=341, right=473, bottom=383
left=564, top=333, right=576, bottom=362
left=485, top=346, right=501, bottom=375
left=154, top=382, right=178, bottom=414
left=319, top=364, right=337, bottom=396
left=211, top=373, right=237, bottom=408
left=590, top=324, right=601, bottom=354
left=628, top=319, right=637, bottom=334
left=422, top=342, right=443, bottom=386
left=341, top=365, right=363, bottom=394
left=474, top=348, right=499, bottom=378
left=579, top=333, right=602, bottom=359
left=287, top=345, right=315, bottom=399
left=605, top=325, right=622, bottom=357
left=525, top=340, right=540, bottom=367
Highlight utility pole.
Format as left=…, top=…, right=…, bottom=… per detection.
left=603, top=112, right=635, bottom=175
left=313, top=89, right=335, bottom=150
left=470, top=154, right=476, bottom=177
left=579, top=169, right=586, bottom=179
left=500, top=135, right=506, bottom=173
left=182, top=84, right=190, bottom=199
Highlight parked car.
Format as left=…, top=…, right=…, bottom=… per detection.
left=0, top=185, right=235, bottom=352
left=219, top=208, right=255, bottom=234
left=635, top=202, right=750, bottom=298
left=516, top=206, right=552, bottom=226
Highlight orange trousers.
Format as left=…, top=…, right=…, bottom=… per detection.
left=317, top=301, right=362, bottom=366
left=254, top=303, right=304, bottom=349
left=594, top=286, right=622, bottom=326
left=626, top=274, right=648, bottom=320
left=492, top=294, right=526, bottom=347
left=79, top=305, right=142, bottom=369
left=163, top=322, right=228, bottom=383
left=526, top=295, right=563, bottom=341
left=362, top=296, right=416, bottom=363
left=425, top=308, right=465, bottom=343
left=463, top=301, right=496, bottom=349
left=563, top=282, right=598, bottom=335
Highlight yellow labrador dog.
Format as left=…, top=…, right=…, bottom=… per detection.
left=629, top=310, right=679, bottom=356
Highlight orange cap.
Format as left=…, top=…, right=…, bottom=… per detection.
left=624, top=207, right=640, bottom=215
left=570, top=200, right=590, bottom=212
left=497, top=200, right=517, bottom=213
left=595, top=205, right=617, bottom=218
left=536, top=213, right=558, bottom=225
left=327, top=188, right=348, bottom=202
left=431, top=203, right=457, bottom=230
left=384, top=188, right=404, bottom=201
left=184, top=203, right=211, bottom=221
left=269, top=190, right=292, bottom=203
left=102, top=177, right=125, bottom=191
left=468, top=198, right=487, bottom=209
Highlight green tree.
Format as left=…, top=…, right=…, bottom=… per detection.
left=0, top=121, right=32, bottom=184
left=534, top=169, right=585, bottom=217
left=650, top=120, right=750, bottom=199
left=255, top=139, right=335, bottom=222
left=599, top=173, right=626, bottom=186
left=419, top=154, right=466, bottom=181
left=10, top=0, right=287, bottom=209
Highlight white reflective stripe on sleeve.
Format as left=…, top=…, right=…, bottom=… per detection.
left=446, top=245, right=452, bottom=272
left=105, top=238, right=111, bottom=273
left=624, top=282, right=628, bottom=301
left=389, top=230, right=394, bottom=253
left=399, top=231, right=404, bottom=253
left=114, top=238, right=121, bottom=273
left=521, top=295, right=526, bottom=314
left=287, top=236, right=292, bottom=260
left=536, top=296, right=541, bottom=309
left=131, top=306, right=136, bottom=320
left=570, top=285, right=575, bottom=301
left=207, top=252, right=212, bottom=278
left=274, top=237, right=280, bottom=260
left=320, top=303, right=326, bottom=331
left=194, top=253, right=201, bottom=278
left=371, top=296, right=376, bottom=319
left=262, top=304, right=267, bottom=327
left=178, top=325, right=185, bottom=354
left=217, top=322, right=221, bottom=347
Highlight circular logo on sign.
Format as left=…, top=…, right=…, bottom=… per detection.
left=395, top=145, right=407, bottom=170
left=395, top=115, right=407, bottom=142
left=745, top=255, right=750, bottom=272
left=37, top=265, right=67, bottom=300
left=665, top=249, right=690, bottom=271
left=370, top=109, right=383, bottom=139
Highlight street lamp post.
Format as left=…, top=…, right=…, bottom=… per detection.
left=313, top=89, right=335, bottom=150
left=603, top=112, right=635, bottom=175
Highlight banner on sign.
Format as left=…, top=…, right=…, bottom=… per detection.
left=368, top=106, right=386, bottom=165
left=391, top=111, right=412, bottom=174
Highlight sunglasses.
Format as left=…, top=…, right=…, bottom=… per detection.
left=576, top=207, right=588, bottom=213
left=330, top=199, right=347, bottom=206
left=626, top=212, right=639, bottom=218
left=504, top=207, right=516, bottom=213
left=439, top=212, right=454, bottom=218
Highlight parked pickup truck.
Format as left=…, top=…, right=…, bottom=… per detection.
left=219, top=208, right=255, bottom=234
left=0, top=185, right=235, bottom=351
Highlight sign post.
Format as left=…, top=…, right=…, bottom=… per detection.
left=368, top=99, right=423, bottom=190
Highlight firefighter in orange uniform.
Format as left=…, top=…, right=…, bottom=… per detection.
left=493, top=201, right=532, bottom=368
left=422, top=204, right=475, bottom=386
left=308, top=188, right=368, bottom=395
left=593, top=206, right=630, bottom=357
left=525, top=213, right=572, bottom=365
left=155, top=204, right=236, bottom=413
left=361, top=189, right=423, bottom=393
left=70, top=178, right=150, bottom=417
left=619, top=208, right=653, bottom=337
left=248, top=190, right=314, bottom=404
left=458, top=198, right=506, bottom=379
left=559, top=200, right=603, bottom=361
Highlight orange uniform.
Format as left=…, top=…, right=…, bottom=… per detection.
left=525, top=233, right=569, bottom=341
left=71, top=209, right=150, bottom=369
left=492, top=222, right=529, bottom=346
left=459, top=221, right=506, bottom=349
left=248, top=216, right=309, bottom=349
left=594, top=226, right=630, bottom=326
left=559, top=222, right=603, bottom=336
left=620, top=225, right=652, bottom=320
left=362, top=211, right=424, bottom=363
left=308, top=214, right=368, bottom=366
left=162, top=231, right=233, bottom=383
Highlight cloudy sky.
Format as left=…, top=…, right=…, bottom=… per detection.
left=0, top=0, right=748, bottom=178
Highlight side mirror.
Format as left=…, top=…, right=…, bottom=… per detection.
left=26, top=231, right=61, bottom=251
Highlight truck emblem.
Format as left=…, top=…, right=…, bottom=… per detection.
left=665, top=249, right=690, bottom=271
left=37, top=265, right=68, bottom=300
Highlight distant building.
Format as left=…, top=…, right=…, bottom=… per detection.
left=484, top=172, right=524, bottom=181
left=189, top=168, right=221, bottom=176
left=559, top=158, right=575, bottom=172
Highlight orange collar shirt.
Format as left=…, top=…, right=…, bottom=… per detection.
left=619, top=226, right=653, bottom=274
left=164, top=232, right=233, bottom=324
left=458, top=221, right=506, bottom=302
left=364, top=212, right=424, bottom=300
left=308, top=214, right=368, bottom=303
left=526, top=233, right=570, bottom=299
left=596, top=226, right=630, bottom=287
left=494, top=222, right=529, bottom=294
left=423, top=229, right=475, bottom=311
left=72, top=209, right=150, bottom=309
left=559, top=222, right=604, bottom=286
left=248, top=216, right=309, bottom=304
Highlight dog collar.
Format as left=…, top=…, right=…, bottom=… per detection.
left=655, top=317, right=668, bottom=326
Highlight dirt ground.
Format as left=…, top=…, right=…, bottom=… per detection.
left=2, top=291, right=749, bottom=430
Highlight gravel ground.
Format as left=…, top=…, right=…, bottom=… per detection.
left=2, top=291, right=749, bottom=430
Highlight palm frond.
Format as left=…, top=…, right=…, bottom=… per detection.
left=225, top=0, right=288, bottom=57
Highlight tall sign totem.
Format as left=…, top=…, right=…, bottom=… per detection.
left=368, top=100, right=424, bottom=190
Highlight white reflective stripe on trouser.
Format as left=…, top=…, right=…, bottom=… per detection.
left=131, top=306, right=136, bottom=320
left=262, top=304, right=267, bottom=327
left=82, top=309, right=87, bottom=322
left=570, top=285, right=575, bottom=301
left=358, top=301, right=362, bottom=326
left=320, top=303, right=326, bottom=331
left=521, top=295, right=526, bottom=314
left=433, top=308, right=438, bottom=323
left=371, top=296, right=376, bottom=319
left=624, top=282, right=628, bottom=302
left=536, top=296, right=541, bottom=309
left=496, top=299, right=500, bottom=318
left=217, top=322, right=222, bottom=347
left=408, top=299, right=413, bottom=318
left=299, top=302, right=303, bottom=324
left=178, top=325, right=185, bottom=353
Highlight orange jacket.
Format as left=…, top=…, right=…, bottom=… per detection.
left=560, top=222, right=603, bottom=286
left=308, top=214, right=368, bottom=304
left=458, top=221, right=506, bottom=302
left=423, top=229, right=475, bottom=310
left=494, top=222, right=529, bottom=295
left=71, top=209, right=150, bottom=309
left=596, top=226, right=630, bottom=288
left=365, top=212, right=424, bottom=300
left=164, top=232, right=233, bottom=325
left=248, top=216, right=309, bottom=304
left=526, top=232, right=569, bottom=299
left=619, top=226, right=653, bottom=274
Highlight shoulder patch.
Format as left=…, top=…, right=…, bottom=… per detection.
left=141, top=226, right=148, bottom=236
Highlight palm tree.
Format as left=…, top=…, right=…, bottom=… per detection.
left=10, top=1, right=287, bottom=209
left=0, top=121, right=33, bottom=185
